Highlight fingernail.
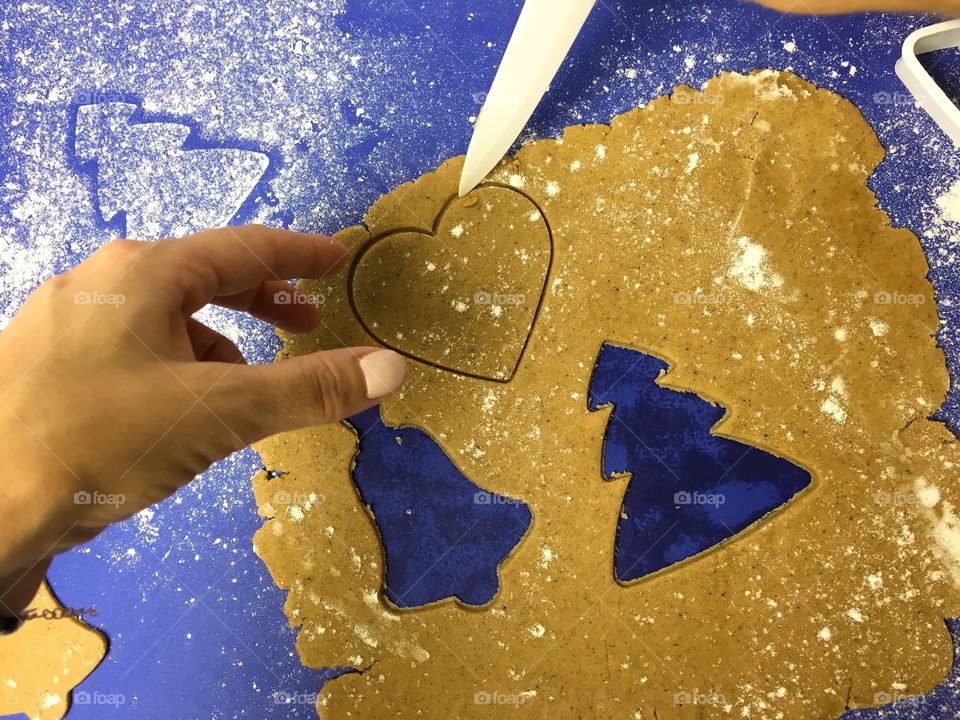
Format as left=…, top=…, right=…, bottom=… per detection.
left=359, top=349, right=407, bottom=399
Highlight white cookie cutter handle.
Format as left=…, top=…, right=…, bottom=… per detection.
left=896, top=19, right=960, bottom=146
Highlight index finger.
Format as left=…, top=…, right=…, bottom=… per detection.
left=755, top=0, right=960, bottom=12
left=158, top=225, right=348, bottom=312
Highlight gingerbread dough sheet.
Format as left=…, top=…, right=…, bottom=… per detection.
left=252, top=71, right=960, bottom=719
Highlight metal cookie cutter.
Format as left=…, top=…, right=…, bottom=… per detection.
left=897, top=19, right=960, bottom=145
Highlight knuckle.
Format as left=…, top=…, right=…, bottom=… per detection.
left=156, top=238, right=218, bottom=293
left=24, top=270, right=76, bottom=316
left=42, top=270, right=74, bottom=293
left=98, top=238, right=149, bottom=259
left=87, top=239, right=151, bottom=277
left=238, top=224, right=281, bottom=262
left=302, top=358, right=350, bottom=421
left=215, top=224, right=263, bottom=245
left=236, top=223, right=273, bottom=237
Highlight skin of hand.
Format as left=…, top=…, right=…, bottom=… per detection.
left=0, top=226, right=406, bottom=624
left=754, top=0, right=960, bottom=13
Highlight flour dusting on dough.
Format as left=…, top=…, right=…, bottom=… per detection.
left=728, top=237, right=784, bottom=292
left=930, top=502, right=960, bottom=585
left=915, top=476, right=960, bottom=586
left=253, top=71, right=960, bottom=720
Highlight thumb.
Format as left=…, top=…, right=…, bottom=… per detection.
left=213, top=347, right=407, bottom=444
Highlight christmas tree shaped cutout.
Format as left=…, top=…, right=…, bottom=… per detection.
left=74, top=102, right=268, bottom=240
left=588, top=343, right=811, bottom=583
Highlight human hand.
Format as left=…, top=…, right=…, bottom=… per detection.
left=753, top=0, right=960, bottom=12
left=0, top=226, right=406, bottom=621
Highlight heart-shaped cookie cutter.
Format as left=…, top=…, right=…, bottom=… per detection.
left=347, top=182, right=554, bottom=383
left=897, top=19, right=960, bottom=145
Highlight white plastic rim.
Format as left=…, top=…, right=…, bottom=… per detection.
left=896, top=19, right=960, bottom=146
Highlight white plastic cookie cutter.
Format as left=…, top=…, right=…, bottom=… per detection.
left=897, top=19, right=960, bottom=146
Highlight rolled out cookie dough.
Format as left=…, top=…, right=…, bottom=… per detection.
left=0, top=581, right=107, bottom=720
left=253, top=70, right=960, bottom=719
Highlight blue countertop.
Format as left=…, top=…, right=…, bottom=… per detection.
left=1, top=1, right=959, bottom=718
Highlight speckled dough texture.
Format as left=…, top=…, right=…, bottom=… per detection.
left=252, top=71, right=960, bottom=719
left=0, top=582, right=107, bottom=720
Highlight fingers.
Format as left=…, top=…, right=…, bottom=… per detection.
left=185, top=319, right=246, bottom=364
left=754, top=0, right=960, bottom=12
left=159, top=226, right=347, bottom=314
left=214, top=280, right=322, bottom=333
left=204, top=347, right=407, bottom=446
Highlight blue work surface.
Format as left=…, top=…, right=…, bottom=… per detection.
left=2, top=1, right=960, bottom=718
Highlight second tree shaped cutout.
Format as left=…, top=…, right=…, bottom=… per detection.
left=588, top=343, right=811, bottom=583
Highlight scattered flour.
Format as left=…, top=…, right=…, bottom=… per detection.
left=820, top=377, right=848, bottom=423
left=821, top=397, right=847, bottom=423
left=869, top=319, right=889, bottom=337
left=915, top=477, right=960, bottom=586
left=935, top=177, right=960, bottom=225
left=728, top=237, right=784, bottom=292
left=539, top=547, right=554, bottom=569
left=922, top=496, right=960, bottom=588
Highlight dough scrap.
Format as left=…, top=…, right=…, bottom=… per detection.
left=0, top=582, right=107, bottom=720
left=253, top=70, right=960, bottom=719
